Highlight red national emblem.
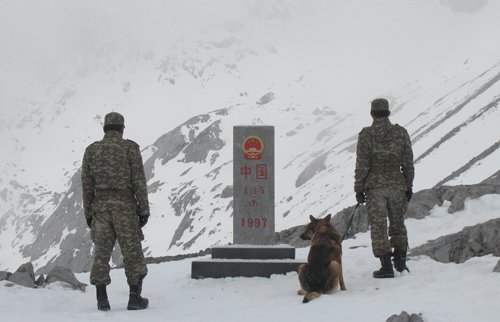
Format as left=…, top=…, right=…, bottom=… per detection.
left=242, top=136, right=264, bottom=160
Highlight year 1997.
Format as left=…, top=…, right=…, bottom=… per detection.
left=241, top=217, right=268, bottom=228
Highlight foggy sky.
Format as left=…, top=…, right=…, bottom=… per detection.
left=0, top=0, right=496, bottom=126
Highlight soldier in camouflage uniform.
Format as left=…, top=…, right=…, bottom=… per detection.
left=354, top=98, right=414, bottom=278
left=81, top=112, right=150, bottom=310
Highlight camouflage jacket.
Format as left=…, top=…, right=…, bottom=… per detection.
left=354, top=117, right=414, bottom=193
left=81, top=131, right=149, bottom=221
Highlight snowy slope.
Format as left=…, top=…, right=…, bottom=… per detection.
left=0, top=195, right=499, bottom=322
left=0, top=0, right=499, bottom=271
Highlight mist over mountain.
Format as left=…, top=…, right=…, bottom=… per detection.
left=0, top=0, right=499, bottom=272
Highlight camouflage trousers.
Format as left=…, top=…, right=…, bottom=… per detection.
left=366, top=188, right=408, bottom=257
left=90, top=196, right=147, bottom=286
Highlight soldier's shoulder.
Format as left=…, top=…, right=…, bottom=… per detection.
left=393, top=123, right=410, bottom=134
left=85, top=141, right=100, bottom=151
left=359, top=126, right=372, bottom=136
left=125, top=139, right=140, bottom=147
left=124, top=139, right=141, bottom=153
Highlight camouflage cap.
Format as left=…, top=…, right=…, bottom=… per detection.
left=103, top=112, right=125, bottom=127
left=371, top=98, right=389, bottom=112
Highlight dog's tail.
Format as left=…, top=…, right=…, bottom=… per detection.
left=302, top=291, right=321, bottom=303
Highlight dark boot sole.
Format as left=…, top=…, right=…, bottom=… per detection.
left=127, top=305, right=148, bottom=310
left=373, top=273, right=394, bottom=278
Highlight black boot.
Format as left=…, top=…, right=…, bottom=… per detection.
left=96, top=285, right=111, bottom=311
left=127, top=275, right=149, bottom=310
left=373, top=253, right=394, bottom=278
left=393, top=248, right=410, bottom=273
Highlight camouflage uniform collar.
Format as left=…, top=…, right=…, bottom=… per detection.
left=372, top=117, right=391, bottom=126
left=103, top=130, right=123, bottom=139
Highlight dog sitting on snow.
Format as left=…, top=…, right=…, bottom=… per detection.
left=297, top=214, right=346, bottom=303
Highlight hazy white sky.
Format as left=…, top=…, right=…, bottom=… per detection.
left=0, top=0, right=497, bottom=128
left=0, top=0, right=498, bottom=196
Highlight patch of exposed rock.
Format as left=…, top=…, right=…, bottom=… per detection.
left=410, top=218, right=500, bottom=264
left=46, top=266, right=87, bottom=291
left=2, top=262, right=86, bottom=291
left=407, top=184, right=500, bottom=219
left=386, top=311, right=424, bottom=322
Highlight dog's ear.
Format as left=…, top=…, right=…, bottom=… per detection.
left=309, top=215, right=317, bottom=222
left=324, top=214, right=332, bottom=222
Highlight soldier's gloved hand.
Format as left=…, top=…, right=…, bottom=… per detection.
left=406, top=189, right=413, bottom=202
left=86, top=217, right=92, bottom=229
left=138, top=214, right=149, bottom=228
left=356, top=192, right=366, bottom=204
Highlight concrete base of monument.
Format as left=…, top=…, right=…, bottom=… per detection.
left=211, top=244, right=296, bottom=260
left=191, top=259, right=305, bottom=279
left=191, top=245, right=306, bottom=279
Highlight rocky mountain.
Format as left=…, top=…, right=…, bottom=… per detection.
left=5, top=63, right=500, bottom=273
left=0, top=0, right=499, bottom=273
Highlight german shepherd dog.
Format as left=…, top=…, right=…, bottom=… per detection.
left=297, top=214, right=346, bottom=303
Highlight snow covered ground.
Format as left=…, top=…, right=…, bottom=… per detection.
left=1, top=194, right=499, bottom=322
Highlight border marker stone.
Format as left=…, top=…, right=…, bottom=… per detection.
left=192, top=126, right=305, bottom=279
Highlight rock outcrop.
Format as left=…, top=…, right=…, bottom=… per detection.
left=386, top=311, right=424, bottom=322
left=410, top=218, right=500, bottom=263
left=2, top=262, right=86, bottom=291
left=46, top=265, right=87, bottom=291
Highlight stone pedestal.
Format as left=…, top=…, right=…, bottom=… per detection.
left=191, top=245, right=304, bottom=279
